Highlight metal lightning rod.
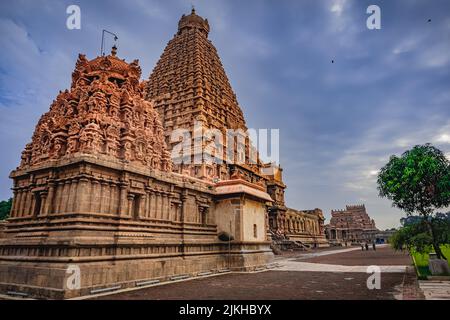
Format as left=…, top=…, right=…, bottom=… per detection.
left=100, top=29, right=119, bottom=56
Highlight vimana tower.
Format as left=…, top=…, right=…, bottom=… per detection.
left=0, top=9, right=326, bottom=299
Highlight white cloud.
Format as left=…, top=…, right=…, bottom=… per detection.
left=433, top=121, right=450, bottom=144
left=392, top=38, right=418, bottom=55
left=330, top=0, right=347, bottom=16
left=369, top=170, right=379, bottom=176
left=437, top=134, right=450, bottom=144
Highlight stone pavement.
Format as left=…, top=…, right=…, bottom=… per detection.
left=277, top=260, right=407, bottom=273
left=90, top=245, right=417, bottom=300
left=91, top=271, right=406, bottom=300
left=419, top=280, right=450, bottom=300
left=298, top=244, right=411, bottom=265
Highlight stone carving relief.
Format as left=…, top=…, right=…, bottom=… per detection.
left=19, top=49, right=172, bottom=172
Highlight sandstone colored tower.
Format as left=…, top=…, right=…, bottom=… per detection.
left=146, top=8, right=262, bottom=183
left=0, top=9, right=330, bottom=299
left=326, top=204, right=378, bottom=245
left=0, top=46, right=274, bottom=299
left=145, top=9, right=328, bottom=249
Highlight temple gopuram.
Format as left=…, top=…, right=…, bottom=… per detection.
left=0, top=9, right=327, bottom=299
left=146, top=8, right=328, bottom=249
left=325, top=204, right=379, bottom=245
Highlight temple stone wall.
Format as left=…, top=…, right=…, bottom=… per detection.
left=0, top=157, right=273, bottom=299
left=0, top=41, right=274, bottom=299
left=242, top=199, right=267, bottom=242
left=214, top=198, right=239, bottom=240
left=268, top=207, right=328, bottom=247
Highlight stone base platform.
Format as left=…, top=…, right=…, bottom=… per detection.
left=0, top=241, right=273, bottom=299
left=287, top=234, right=329, bottom=248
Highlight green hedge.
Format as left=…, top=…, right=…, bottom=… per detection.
left=410, top=245, right=450, bottom=278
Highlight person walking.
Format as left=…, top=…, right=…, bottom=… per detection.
left=365, top=243, right=369, bottom=251
left=372, top=242, right=376, bottom=251
left=361, top=243, right=364, bottom=251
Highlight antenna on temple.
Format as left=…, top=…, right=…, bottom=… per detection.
left=100, top=29, right=119, bottom=56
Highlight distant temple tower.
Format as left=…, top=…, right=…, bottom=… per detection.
left=325, top=204, right=378, bottom=245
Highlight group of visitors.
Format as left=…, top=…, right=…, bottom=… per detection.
left=361, top=242, right=376, bottom=251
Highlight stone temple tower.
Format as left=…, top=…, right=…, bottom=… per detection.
left=0, top=45, right=274, bottom=299
left=146, top=8, right=264, bottom=184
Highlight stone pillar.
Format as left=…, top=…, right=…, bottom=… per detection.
left=53, top=181, right=62, bottom=213
left=66, top=180, right=75, bottom=213
left=139, top=194, right=146, bottom=220
left=181, top=193, right=187, bottom=222
left=10, top=190, right=18, bottom=218
left=148, top=190, right=155, bottom=218
left=105, top=181, right=111, bottom=214
left=93, top=180, right=102, bottom=213
left=163, top=193, right=169, bottom=220
left=23, top=189, right=32, bottom=217
left=16, top=189, right=24, bottom=217
left=99, top=181, right=109, bottom=214
left=180, top=192, right=188, bottom=255
left=38, top=191, right=48, bottom=217
left=173, top=203, right=180, bottom=221
left=127, top=193, right=135, bottom=217
left=119, top=183, right=129, bottom=217
left=105, top=182, right=113, bottom=214
left=155, top=191, right=161, bottom=219
left=43, top=181, right=55, bottom=215
left=74, top=178, right=89, bottom=213
left=98, top=181, right=104, bottom=213
left=61, top=180, right=71, bottom=213
left=62, top=180, right=73, bottom=213
left=110, top=182, right=119, bottom=214
left=57, top=181, right=65, bottom=213
left=143, top=189, right=150, bottom=218
left=160, top=192, right=165, bottom=220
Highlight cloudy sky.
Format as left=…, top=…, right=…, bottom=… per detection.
left=1, top=0, right=449, bottom=229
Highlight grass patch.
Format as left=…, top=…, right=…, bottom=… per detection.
left=410, top=245, right=450, bottom=277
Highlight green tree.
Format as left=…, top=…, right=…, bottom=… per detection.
left=377, top=144, right=450, bottom=259
left=0, top=198, right=12, bottom=220
left=390, top=215, right=450, bottom=255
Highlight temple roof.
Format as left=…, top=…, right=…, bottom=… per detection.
left=19, top=48, right=172, bottom=172
left=146, top=9, right=246, bottom=132
left=145, top=9, right=265, bottom=182
left=178, top=8, right=210, bottom=36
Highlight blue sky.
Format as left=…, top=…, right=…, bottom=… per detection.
left=0, top=0, right=449, bottom=229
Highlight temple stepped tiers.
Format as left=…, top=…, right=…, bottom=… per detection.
left=146, top=8, right=258, bottom=183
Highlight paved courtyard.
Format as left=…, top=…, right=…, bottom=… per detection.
left=91, top=245, right=424, bottom=300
